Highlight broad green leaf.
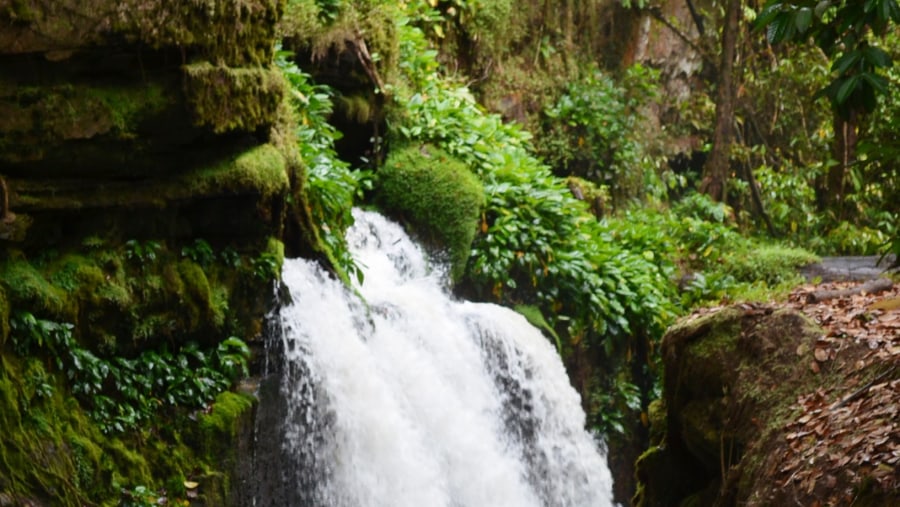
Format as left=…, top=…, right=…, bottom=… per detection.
left=835, top=75, right=860, bottom=104
left=863, top=45, right=891, bottom=68
left=832, top=50, right=861, bottom=74
left=795, top=7, right=813, bottom=32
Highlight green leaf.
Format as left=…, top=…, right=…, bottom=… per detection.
left=835, top=75, right=860, bottom=104
left=767, top=15, right=795, bottom=43
left=861, top=72, right=889, bottom=94
left=832, top=50, right=861, bottom=74
left=755, top=2, right=785, bottom=30
left=794, top=7, right=813, bottom=32
left=863, top=46, right=891, bottom=68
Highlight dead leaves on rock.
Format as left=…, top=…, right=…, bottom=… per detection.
left=772, top=281, right=900, bottom=505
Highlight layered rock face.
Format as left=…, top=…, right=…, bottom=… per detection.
left=1, top=0, right=290, bottom=241
left=0, top=2, right=306, bottom=504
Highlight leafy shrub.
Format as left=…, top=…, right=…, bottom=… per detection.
left=604, top=193, right=820, bottom=306
left=124, top=240, right=161, bottom=266
left=181, top=239, right=215, bottom=267
left=10, top=312, right=250, bottom=434
left=536, top=64, right=659, bottom=204
left=278, top=51, right=366, bottom=283
left=376, top=144, right=485, bottom=281
left=391, top=22, right=677, bottom=343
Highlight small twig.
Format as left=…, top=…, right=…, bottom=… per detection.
left=830, top=366, right=896, bottom=411
left=806, top=278, right=893, bottom=303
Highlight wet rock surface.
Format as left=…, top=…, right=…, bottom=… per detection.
left=802, top=255, right=897, bottom=282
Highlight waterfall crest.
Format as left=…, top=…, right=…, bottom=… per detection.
left=269, top=210, right=614, bottom=507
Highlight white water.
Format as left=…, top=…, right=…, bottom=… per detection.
left=274, top=210, right=614, bottom=507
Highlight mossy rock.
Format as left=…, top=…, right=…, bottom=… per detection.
left=0, top=0, right=282, bottom=66
left=11, top=143, right=289, bottom=213
left=638, top=306, right=840, bottom=506
left=376, top=144, right=485, bottom=281
left=187, top=391, right=256, bottom=504
left=0, top=253, right=70, bottom=319
left=183, top=63, right=286, bottom=134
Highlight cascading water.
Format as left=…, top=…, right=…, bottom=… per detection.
left=257, top=210, right=614, bottom=506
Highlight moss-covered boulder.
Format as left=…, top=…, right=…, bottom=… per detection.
left=375, top=143, right=485, bottom=281
left=635, top=304, right=900, bottom=506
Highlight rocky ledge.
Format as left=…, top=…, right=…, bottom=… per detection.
left=635, top=279, right=899, bottom=506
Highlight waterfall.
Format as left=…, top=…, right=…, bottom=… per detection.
left=261, top=210, right=614, bottom=507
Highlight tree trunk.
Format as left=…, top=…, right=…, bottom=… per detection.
left=699, top=0, right=741, bottom=202
left=823, top=110, right=859, bottom=218
left=0, top=175, right=9, bottom=222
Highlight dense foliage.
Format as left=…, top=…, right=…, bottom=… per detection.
left=286, top=0, right=856, bottom=436
left=10, top=312, right=249, bottom=434
left=537, top=64, right=662, bottom=205
left=375, top=143, right=484, bottom=281
left=278, top=52, right=367, bottom=283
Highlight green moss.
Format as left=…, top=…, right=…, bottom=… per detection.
left=188, top=391, right=255, bottom=503
left=182, top=143, right=290, bottom=200
left=7, top=0, right=38, bottom=21
left=183, top=62, right=287, bottom=134
left=0, top=354, right=91, bottom=505
left=264, top=236, right=285, bottom=270
left=3, top=82, right=171, bottom=144
left=376, top=144, right=485, bottom=281
left=84, top=84, right=169, bottom=135
left=0, top=253, right=68, bottom=318
left=200, top=392, right=255, bottom=440
left=722, top=245, right=820, bottom=286
left=0, top=287, right=8, bottom=345
left=178, top=260, right=214, bottom=332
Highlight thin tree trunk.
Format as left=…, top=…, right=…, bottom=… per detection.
left=1, top=175, right=9, bottom=222
left=699, top=0, right=741, bottom=202
left=827, top=110, right=858, bottom=219
left=743, top=162, right=778, bottom=236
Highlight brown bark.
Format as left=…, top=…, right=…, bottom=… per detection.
left=805, top=277, right=893, bottom=303
left=0, top=175, right=9, bottom=222
left=816, top=110, right=859, bottom=214
left=699, top=0, right=741, bottom=202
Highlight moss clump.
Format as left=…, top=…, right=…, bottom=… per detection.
left=0, top=82, right=170, bottom=163
left=376, top=144, right=485, bottom=281
left=177, top=259, right=215, bottom=332
left=180, top=143, right=290, bottom=201
left=0, top=353, right=101, bottom=504
left=0, top=287, right=9, bottom=345
left=0, top=254, right=68, bottom=318
left=183, top=62, right=287, bottom=134
left=188, top=391, right=255, bottom=504
left=722, top=245, right=820, bottom=286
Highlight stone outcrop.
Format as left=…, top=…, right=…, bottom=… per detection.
left=636, top=302, right=900, bottom=506
left=0, top=1, right=312, bottom=504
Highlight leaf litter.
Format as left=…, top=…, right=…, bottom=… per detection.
left=771, top=279, right=899, bottom=505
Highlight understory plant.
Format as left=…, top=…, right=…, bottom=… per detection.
left=387, top=15, right=678, bottom=435
left=277, top=51, right=367, bottom=283
left=603, top=192, right=820, bottom=308
left=10, top=312, right=250, bottom=434
left=537, top=63, right=661, bottom=205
